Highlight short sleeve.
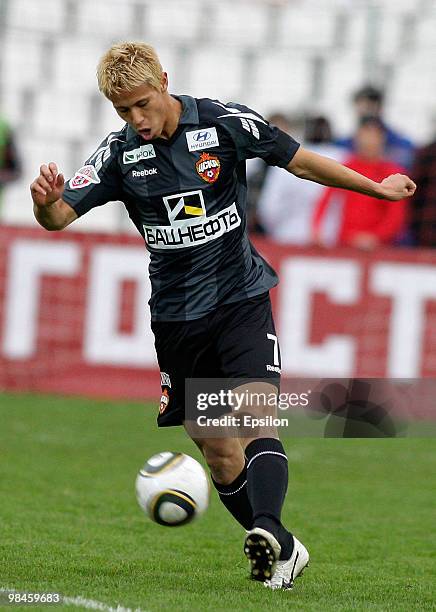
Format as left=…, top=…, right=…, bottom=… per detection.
left=215, top=102, right=300, bottom=167
left=62, top=132, right=124, bottom=216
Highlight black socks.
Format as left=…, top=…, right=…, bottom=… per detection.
left=211, top=438, right=294, bottom=560
left=245, top=438, right=294, bottom=560
left=212, top=459, right=253, bottom=530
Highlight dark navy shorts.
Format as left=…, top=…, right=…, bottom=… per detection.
left=151, top=292, right=281, bottom=427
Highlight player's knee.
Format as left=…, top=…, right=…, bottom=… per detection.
left=199, top=439, right=244, bottom=485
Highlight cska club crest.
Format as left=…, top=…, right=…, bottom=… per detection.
left=195, top=152, right=221, bottom=183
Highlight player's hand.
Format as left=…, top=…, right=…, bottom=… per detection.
left=30, top=162, right=65, bottom=207
left=378, top=173, right=416, bottom=201
left=348, top=232, right=379, bottom=251
left=311, top=229, right=326, bottom=248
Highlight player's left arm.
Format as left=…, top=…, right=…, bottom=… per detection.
left=286, top=147, right=417, bottom=201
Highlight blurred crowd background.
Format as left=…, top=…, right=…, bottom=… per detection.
left=0, top=0, right=435, bottom=247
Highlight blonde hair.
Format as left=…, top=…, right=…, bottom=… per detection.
left=97, top=42, right=163, bottom=98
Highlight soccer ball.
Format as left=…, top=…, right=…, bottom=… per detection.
left=135, top=452, right=209, bottom=526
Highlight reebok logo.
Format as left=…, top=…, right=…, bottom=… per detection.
left=132, top=168, right=158, bottom=178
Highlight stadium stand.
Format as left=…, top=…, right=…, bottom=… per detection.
left=188, top=48, right=246, bottom=101
left=250, top=52, right=310, bottom=112
left=143, top=0, right=215, bottom=44
left=2, top=33, right=43, bottom=91
left=0, top=0, right=434, bottom=229
left=74, top=1, right=134, bottom=39
left=277, top=4, right=337, bottom=49
left=205, top=2, right=269, bottom=46
left=53, top=40, right=112, bottom=94
left=5, top=0, right=65, bottom=33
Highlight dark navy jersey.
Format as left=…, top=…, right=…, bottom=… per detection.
left=62, top=96, right=300, bottom=321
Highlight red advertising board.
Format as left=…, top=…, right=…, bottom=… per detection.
left=1, top=225, right=436, bottom=400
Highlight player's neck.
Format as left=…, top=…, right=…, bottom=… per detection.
left=161, top=95, right=183, bottom=140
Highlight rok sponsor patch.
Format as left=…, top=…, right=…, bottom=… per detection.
left=123, top=144, right=156, bottom=164
left=69, top=165, right=100, bottom=189
left=195, top=152, right=221, bottom=183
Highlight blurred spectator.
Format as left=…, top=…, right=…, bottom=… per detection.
left=313, top=116, right=408, bottom=250
left=336, top=85, right=415, bottom=169
left=409, top=138, right=436, bottom=246
left=246, top=112, right=303, bottom=234
left=257, top=115, right=345, bottom=245
left=304, top=115, right=334, bottom=144
left=0, top=113, right=21, bottom=219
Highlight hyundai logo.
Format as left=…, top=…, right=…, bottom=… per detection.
left=194, top=131, right=211, bottom=142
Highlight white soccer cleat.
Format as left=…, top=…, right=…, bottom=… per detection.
left=244, top=527, right=281, bottom=582
left=264, top=535, right=309, bottom=590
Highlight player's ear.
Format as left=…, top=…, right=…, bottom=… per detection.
left=160, top=72, right=168, bottom=93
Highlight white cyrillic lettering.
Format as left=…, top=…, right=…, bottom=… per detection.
left=3, top=240, right=80, bottom=358
left=279, top=258, right=360, bottom=376
left=84, top=246, right=155, bottom=366
left=371, top=263, right=436, bottom=376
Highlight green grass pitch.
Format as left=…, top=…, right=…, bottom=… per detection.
left=0, top=392, right=434, bottom=611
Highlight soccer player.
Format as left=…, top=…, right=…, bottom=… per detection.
left=30, top=42, right=416, bottom=590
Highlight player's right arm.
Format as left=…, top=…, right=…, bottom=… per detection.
left=31, top=162, right=78, bottom=230
left=287, top=147, right=416, bottom=201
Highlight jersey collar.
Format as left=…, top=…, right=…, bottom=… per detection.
left=173, top=95, right=199, bottom=126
